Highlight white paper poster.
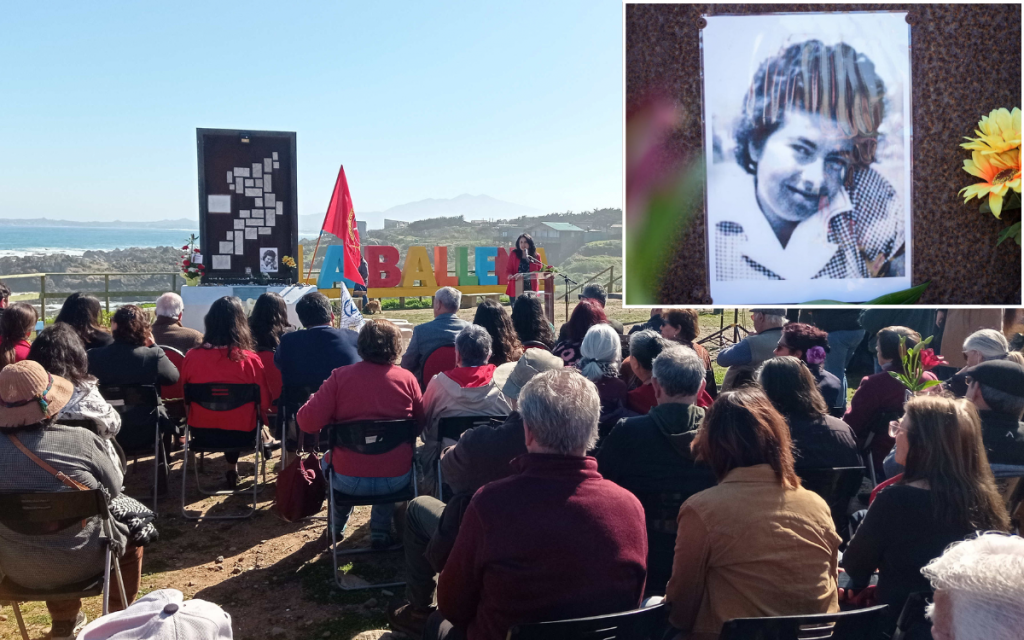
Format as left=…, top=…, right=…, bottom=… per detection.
left=235, top=178, right=244, bottom=193
left=227, top=171, right=233, bottom=183
left=246, top=218, right=260, bottom=226
left=235, top=167, right=250, bottom=178
left=263, top=176, right=272, bottom=193
left=275, top=202, right=283, bottom=216
left=219, top=241, right=233, bottom=253
left=258, top=226, right=271, bottom=235
left=226, top=231, right=233, bottom=240
left=245, top=188, right=262, bottom=197
left=273, top=161, right=280, bottom=169
left=253, top=163, right=263, bottom=178
left=701, top=12, right=913, bottom=303
left=233, top=219, right=245, bottom=229
left=244, top=179, right=254, bottom=187
left=266, top=211, right=275, bottom=227
left=260, top=247, right=278, bottom=273
left=212, top=255, right=231, bottom=270
left=265, top=193, right=276, bottom=207
left=245, top=228, right=257, bottom=240
left=264, top=158, right=273, bottom=172
left=234, top=231, right=244, bottom=255
left=272, top=152, right=278, bottom=160
left=207, top=194, right=232, bottom=213
left=255, top=198, right=263, bottom=207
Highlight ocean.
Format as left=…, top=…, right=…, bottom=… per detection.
left=0, top=225, right=320, bottom=257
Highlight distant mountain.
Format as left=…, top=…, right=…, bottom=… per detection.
left=300, top=194, right=545, bottom=231
left=0, top=217, right=197, bottom=229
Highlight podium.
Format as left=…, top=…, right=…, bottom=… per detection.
left=512, top=272, right=555, bottom=325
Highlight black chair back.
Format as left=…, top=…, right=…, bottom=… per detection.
left=328, top=420, right=418, bottom=456
left=99, top=384, right=162, bottom=453
left=99, top=384, right=161, bottom=410
left=718, top=604, right=888, bottom=640
left=506, top=603, right=667, bottom=640
left=437, top=415, right=506, bottom=442
left=892, top=592, right=932, bottom=640
left=184, top=383, right=260, bottom=413
left=798, top=466, right=865, bottom=539
left=0, top=490, right=107, bottom=536
left=280, top=385, right=317, bottom=413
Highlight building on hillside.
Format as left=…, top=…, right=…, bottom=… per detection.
left=384, top=219, right=408, bottom=229
left=519, top=221, right=586, bottom=265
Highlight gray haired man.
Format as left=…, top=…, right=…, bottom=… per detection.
left=716, top=308, right=787, bottom=391
left=150, top=292, right=203, bottom=354
left=400, top=286, right=470, bottom=386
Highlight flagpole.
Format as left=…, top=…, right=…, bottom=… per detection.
left=305, top=230, right=324, bottom=282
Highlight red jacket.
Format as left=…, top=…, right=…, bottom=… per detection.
left=504, top=248, right=543, bottom=297
left=844, top=367, right=935, bottom=471
left=255, top=350, right=282, bottom=414
left=297, top=361, right=424, bottom=478
left=438, top=454, right=647, bottom=640
left=181, top=346, right=272, bottom=432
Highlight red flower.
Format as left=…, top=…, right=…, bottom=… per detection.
left=183, top=259, right=191, bottom=267
left=182, top=245, right=189, bottom=250
left=919, top=348, right=946, bottom=370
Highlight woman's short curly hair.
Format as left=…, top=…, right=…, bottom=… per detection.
left=780, top=322, right=830, bottom=357
left=357, top=319, right=404, bottom=365
left=112, top=305, right=150, bottom=346
left=734, top=40, right=886, bottom=177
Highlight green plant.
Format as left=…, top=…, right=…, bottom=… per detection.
left=889, top=335, right=947, bottom=393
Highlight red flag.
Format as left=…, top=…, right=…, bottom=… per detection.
left=322, top=165, right=364, bottom=285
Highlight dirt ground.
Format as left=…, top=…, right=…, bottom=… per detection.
left=0, top=304, right=752, bottom=640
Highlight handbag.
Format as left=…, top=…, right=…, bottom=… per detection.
left=275, top=451, right=326, bottom=522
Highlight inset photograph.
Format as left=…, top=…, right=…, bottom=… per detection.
left=625, top=4, right=1021, bottom=305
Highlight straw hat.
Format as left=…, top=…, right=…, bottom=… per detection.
left=0, top=360, right=74, bottom=428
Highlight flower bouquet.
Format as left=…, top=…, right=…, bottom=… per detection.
left=180, top=234, right=205, bottom=286
left=281, top=255, right=297, bottom=283
left=889, top=335, right=947, bottom=394
left=959, top=107, right=1021, bottom=246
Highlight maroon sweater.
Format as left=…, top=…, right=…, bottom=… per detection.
left=437, top=454, right=648, bottom=640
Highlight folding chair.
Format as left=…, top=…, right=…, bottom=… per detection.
left=0, top=490, right=128, bottom=640
left=422, top=345, right=458, bottom=390
left=636, top=479, right=717, bottom=596
left=325, top=419, right=418, bottom=590
left=181, top=383, right=266, bottom=521
left=276, top=384, right=318, bottom=469
left=718, top=604, right=888, bottom=640
left=98, top=384, right=165, bottom=514
left=435, top=415, right=507, bottom=500
left=506, top=603, right=668, bottom=640
left=158, top=345, right=187, bottom=422
left=798, top=466, right=866, bottom=542
left=858, top=410, right=902, bottom=486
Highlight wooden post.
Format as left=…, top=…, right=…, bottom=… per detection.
left=399, top=297, right=406, bottom=309
left=39, top=275, right=46, bottom=322
left=104, top=275, right=111, bottom=314
left=609, top=265, right=614, bottom=293
left=172, top=273, right=178, bottom=293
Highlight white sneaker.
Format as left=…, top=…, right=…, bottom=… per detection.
left=49, top=611, right=87, bottom=640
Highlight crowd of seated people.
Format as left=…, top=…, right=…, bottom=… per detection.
left=6, top=285, right=1024, bottom=640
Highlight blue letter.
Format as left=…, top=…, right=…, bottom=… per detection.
left=317, top=245, right=356, bottom=289
left=475, top=247, right=498, bottom=285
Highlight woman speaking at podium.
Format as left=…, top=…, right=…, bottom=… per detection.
left=505, top=233, right=543, bottom=304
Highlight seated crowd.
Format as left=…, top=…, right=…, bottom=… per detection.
left=1, top=279, right=1022, bottom=640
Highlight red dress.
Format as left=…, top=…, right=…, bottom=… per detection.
left=504, top=249, right=543, bottom=297
left=181, top=346, right=272, bottom=432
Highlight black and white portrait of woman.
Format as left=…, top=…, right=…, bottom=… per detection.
left=260, top=248, right=278, bottom=273
left=703, top=12, right=913, bottom=303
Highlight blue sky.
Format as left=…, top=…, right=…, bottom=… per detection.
left=0, top=1, right=622, bottom=222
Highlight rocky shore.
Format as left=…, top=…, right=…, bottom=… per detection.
left=0, top=246, right=181, bottom=297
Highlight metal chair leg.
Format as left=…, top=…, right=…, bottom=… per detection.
left=182, top=426, right=261, bottom=521
left=102, top=545, right=111, bottom=615
left=11, top=602, right=28, bottom=640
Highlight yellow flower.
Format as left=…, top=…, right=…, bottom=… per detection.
left=959, top=149, right=1021, bottom=218
left=281, top=255, right=297, bottom=268
left=961, top=107, right=1021, bottom=154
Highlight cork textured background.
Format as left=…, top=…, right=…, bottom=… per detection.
left=627, top=3, right=1022, bottom=304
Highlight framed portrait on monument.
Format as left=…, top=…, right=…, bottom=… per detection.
left=701, top=11, right=913, bottom=303
left=196, top=128, right=298, bottom=283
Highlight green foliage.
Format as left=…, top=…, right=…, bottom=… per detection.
left=380, top=297, right=433, bottom=310
left=997, top=221, right=1022, bottom=246
left=407, top=215, right=472, bottom=232
left=575, top=240, right=622, bottom=257
left=803, top=281, right=931, bottom=305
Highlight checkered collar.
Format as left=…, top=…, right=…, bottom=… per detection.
left=716, top=165, right=852, bottom=280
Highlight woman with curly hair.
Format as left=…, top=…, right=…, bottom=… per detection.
left=774, top=322, right=844, bottom=417
left=843, top=396, right=1010, bottom=634
left=55, top=292, right=113, bottom=350
left=511, top=294, right=556, bottom=350
left=473, top=299, right=523, bottom=366
left=552, top=299, right=607, bottom=366
left=87, top=304, right=180, bottom=458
